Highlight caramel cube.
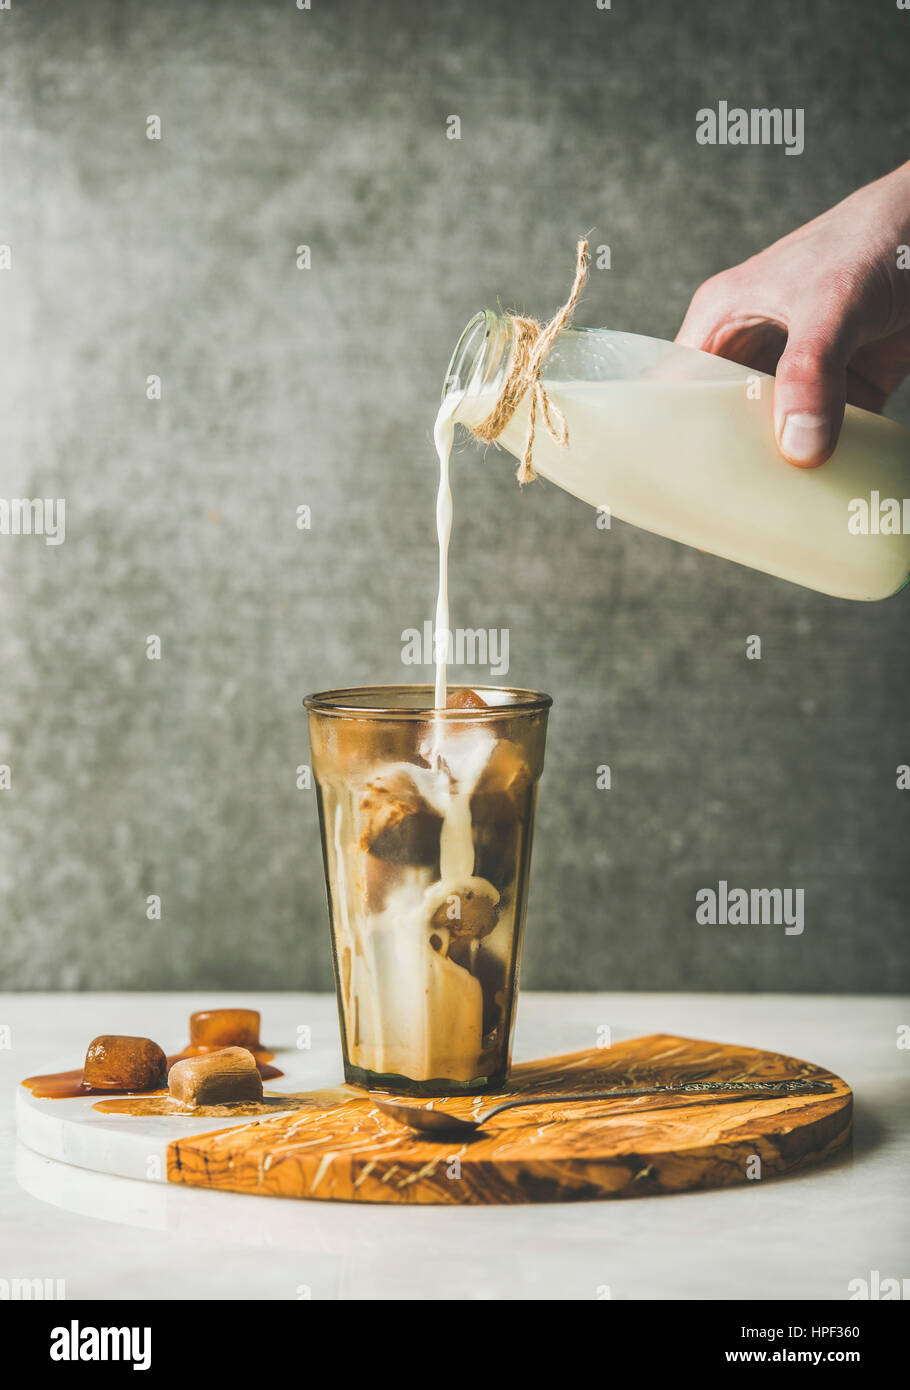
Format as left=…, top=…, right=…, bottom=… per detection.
left=446, top=688, right=489, bottom=710
left=428, top=883, right=499, bottom=940
left=83, top=1036, right=167, bottom=1092
left=359, top=770, right=442, bottom=864
left=168, top=1047, right=263, bottom=1108
left=189, top=1008, right=261, bottom=1050
left=471, top=740, right=531, bottom=820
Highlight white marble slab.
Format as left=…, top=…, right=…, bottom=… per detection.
left=16, top=1045, right=330, bottom=1184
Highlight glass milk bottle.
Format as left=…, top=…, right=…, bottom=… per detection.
left=442, top=311, right=910, bottom=601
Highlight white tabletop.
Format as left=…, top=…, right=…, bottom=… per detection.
left=2, top=991, right=907, bottom=1301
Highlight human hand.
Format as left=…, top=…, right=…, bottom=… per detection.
left=676, top=162, right=910, bottom=466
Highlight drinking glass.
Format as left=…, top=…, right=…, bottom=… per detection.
left=305, top=685, right=551, bottom=1095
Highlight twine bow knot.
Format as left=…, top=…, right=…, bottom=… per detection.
left=472, top=239, right=590, bottom=484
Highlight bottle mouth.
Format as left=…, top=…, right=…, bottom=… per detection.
left=441, top=310, right=511, bottom=403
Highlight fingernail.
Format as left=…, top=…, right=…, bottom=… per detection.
left=778, top=413, right=829, bottom=464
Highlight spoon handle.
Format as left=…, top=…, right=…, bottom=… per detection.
left=476, top=1077, right=833, bottom=1125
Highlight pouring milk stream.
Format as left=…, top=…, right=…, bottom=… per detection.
left=336, top=390, right=495, bottom=1084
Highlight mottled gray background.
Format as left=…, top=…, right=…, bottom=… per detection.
left=1, top=0, right=907, bottom=993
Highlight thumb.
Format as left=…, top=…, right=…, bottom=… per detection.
left=773, top=323, right=851, bottom=468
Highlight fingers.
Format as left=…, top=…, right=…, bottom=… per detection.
left=675, top=275, right=736, bottom=353
left=676, top=278, right=788, bottom=372
left=677, top=273, right=855, bottom=468
left=772, top=324, right=851, bottom=468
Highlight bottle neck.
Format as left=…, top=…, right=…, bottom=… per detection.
left=441, top=310, right=513, bottom=405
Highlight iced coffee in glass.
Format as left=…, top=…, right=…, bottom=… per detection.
left=305, top=685, right=551, bottom=1096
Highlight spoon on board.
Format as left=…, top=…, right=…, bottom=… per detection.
left=373, top=1077, right=835, bottom=1138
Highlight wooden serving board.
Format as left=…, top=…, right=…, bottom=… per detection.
left=168, top=1034, right=852, bottom=1205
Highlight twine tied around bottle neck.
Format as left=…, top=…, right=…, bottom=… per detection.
left=472, top=239, right=590, bottom=484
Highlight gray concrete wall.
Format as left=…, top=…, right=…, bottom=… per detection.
left=1, top=0, right=907, bottom=992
